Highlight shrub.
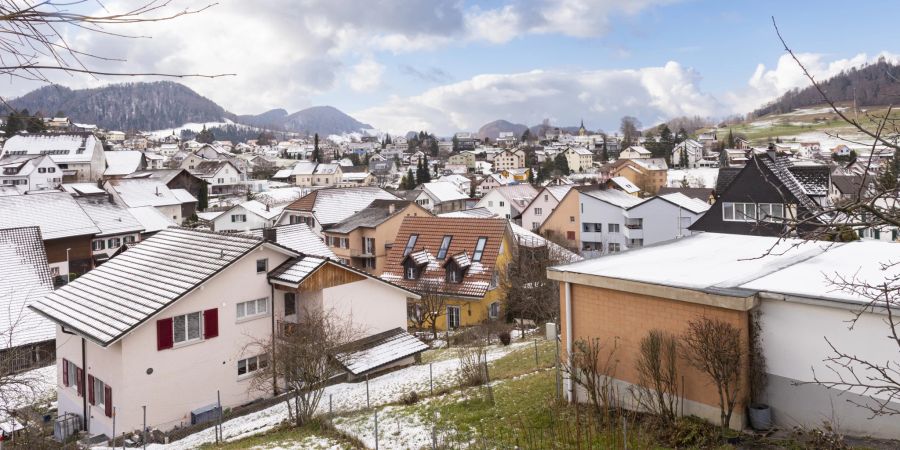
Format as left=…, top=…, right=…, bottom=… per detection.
left=401, top=391, right=419, bottom=405
left=457, top=344, right=488, bottom=387
left=498, top=331, right=512, bottom=346
left=660, top=416, right=721, bottom=448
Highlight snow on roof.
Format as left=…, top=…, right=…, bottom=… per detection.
left=568, top=147, right=593, bottom=155
left=0, top=192, right=100, bottom=239
left=61, top=183, right=106, bottom=195
left=0, top=227, right=55, bottom=348
left=75, top=196, right=144, bottom=237
left=653, top=193, right=711, bottom=214
left=285, top=187, right=400, bottom=226
left=127, top=206, right=176, bottom=233
left=245, top=223, right=335, bottom=258
left=422, top=181, right=468, bottom=203
left=254, top=187, right=306, bottom=206
left=197, top=211, right=223, bottom=222
left=438, top=207, right=498, bottom=218
left=609, top=176, right=640, bottom=194
left=334, top=328, right=428, bottom=376
left=272, top=169, right=293, bottom=179
left=30, top=228, right=276, bottom=345
left=171, top=188, right=198, bottom=204
left=268, top=254, right=328, bottom=286
left=631, top=158, right=668, bottom=170
left=107, top=179, right=191, bottom=207
left=315, top=163, right=341, bottom=174
left=234, top=200, right=285, bottom=220
left=1, top=133, right=98, bottom=163
left=624, top=146, right=651, bottom=154
left=581, top=189, right=645, bottom=209
left=103, top=151, right=144, bottom=176
left=550, top=233, right=900, bottom=305
left=544, top=184, right=576, bottom=201
left=509, top=222, right=582, bottom=263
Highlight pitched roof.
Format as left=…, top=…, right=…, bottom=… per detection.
left=268, top=254, right=329, bottom=286
left=715, top=167, right=743, bottom=193
left=788, top=164, right=830, bottom=196
left=654, top=193, right=712, bottom=214
left=656, top=187, right=713, bottom=202
left=1, top=133, right=98, bottom=163
left=755, top=153, right=821, bottom=213
left=438, top=207, right=498, bottom=218
left=103, top=151, right=144, bottom=176
left=192, top=160, right=235, bottom=177
left=333, top=327, right=428, bottom=376
left=245, top=223, right=334, bottom=258
left=326, top=200, right=416, bottom=234
left=489, top=184, right=538, bottom=211
left=381, top=216, right=509, bottom=298
left=127, top=206, right=176, bottom=233
left=107, top=179, right=191, bottom=207
left=283, top=187, right=400, bottom=226
left=608, top=176, right=640, bottom=194
left=544, top=184, right=576, bottom=201
left=75, top=196, right=144, bottom=237
left=124, top=169, right=193, bottom=184
left=421, top=181, right=468, bottom=203
left=581, top=188, right=645, bottom=209
left=0, top=192, right=100, bottom=239
left=30, top=228, right=292, bottom=346
left=0, top=226, right=55, bottom=348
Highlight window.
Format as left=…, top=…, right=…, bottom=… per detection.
left=403, top=234, right=418, bottom=256
left=447, top=306, right=461, bottom=329
left=107, top=237, right=121, bottom=248
left=488, top=201, right=493, bottom=207
left=532, top=222, right=540, bottom=230
left=569, top=216, right=575, bottom=223
left=722, top=202, right=757, bottom=222
left=217, top=178, right=224, bottom=184
left=544, top=194, right=549, bottom=201
left=608, top=223, right=620, bottom=233
left=499, top=201, right=505, bottom=207
left=434, top=235, right=453, bottom=259
left=473, top=237, right=487, bottom=262
left=92, top=376, right=106, bottom=406
left=256, top=258, right=268, bottom=273
left=173, top=311, right=202, bottom=344
left=446, top=267, right=461, bottom=283
left=364, top=258, right=376, bottom=269
left=124, top=236, right=136, bottom=244
left=92, top=239, right=106, bottom=251
left=231, top=214, right=247, bottom=223
left=566, top=231, right=576, bottom=240
left=608, top=243, right=621, bottom=253
left=38, top=167, right=46, bottom=173
left=284, top=293, right=296, bottom=316
left=758, top=203, right=785, bottom=222
left=236, top=298, right=269, bottom=320
left=489, top=302, right=500, bottom=319
left=405, top=266, right=418, bottom=280
left=534, top=208, right=542, bottom=216
left=48, top=167, right=55, bottom=173
left=237, top=354, right=268, bottom=377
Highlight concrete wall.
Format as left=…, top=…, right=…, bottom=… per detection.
left=579, top=195, right=628, bottom=254
left=758, top=299, right=900, bottom=439
left=624, top=199, right=703, bottom=247
left=521, top=190, right=560, bottom=232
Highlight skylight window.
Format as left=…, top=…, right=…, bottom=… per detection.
left=437, top=235, right=452, bottom=259
left=403, top=234, right=418, bottom=256
left=473, top=237, right=487, bottom=262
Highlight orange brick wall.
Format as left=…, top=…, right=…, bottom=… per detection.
left=560, top=282, right=750, bottom=412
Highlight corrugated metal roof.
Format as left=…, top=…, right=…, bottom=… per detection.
left=334, top=328, right=428, bottom=375
left=103, top=151, right=144, bottom=176
left=0, top=226, right=55, bottom=348
left=1, top=133, right=98, bottom=164
left=268, top=255, right=328, bottom=286
left=0, top=192, right=100, bottom=240
left=30, top=228, right=267, bottom=346
left=245, top=223, right=335, bottom=258
left=75, top=196, right=144, bottom=237
left=283, top=187, right=400, bottom=226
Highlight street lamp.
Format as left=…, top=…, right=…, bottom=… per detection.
left=66, top=248, right=71, bottom=284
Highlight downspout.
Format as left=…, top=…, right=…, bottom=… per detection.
left=270, top=283, right=277, bottom=396
left=564, top=281, right=574, bottom=403
left=81, top=337, right=88, bottom=433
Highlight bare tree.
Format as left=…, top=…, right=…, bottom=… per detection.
left=681, top=317, right=744, bottom=429
left=619, top=116, right=642, bottom=148
left=631, top=329, right=680, bottom=423
left=250, top=306, right=359, bottom=426
left=764, top=17, right=900, bottom=419
left=565, top=337, right=620, bottom=416
left=503, top=233, right=579, bottom=327
left=409, top=280, right=447, bottom=340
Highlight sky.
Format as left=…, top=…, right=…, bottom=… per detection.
left=4, top=0, right=900, bottom=135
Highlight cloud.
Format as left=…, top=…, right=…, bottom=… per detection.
left=348, top=58, right=385, bottom=92
left=399, top=65, right=453, bottom=83
left=725, top=51, right=900, bottom=113
left=355, top=61, right=721, bottom=135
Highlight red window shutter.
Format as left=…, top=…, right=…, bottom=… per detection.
left=104, top=386, right=113, bottom=418
left=88, top=375, right=95, bottom=405
left=157, top=318, right=174, bottom=350
left=203, top=308, right=218, bottom=339
left=75, top=367, right=83, bottom=397
left=62, top=359, right=69, bottom=386
left=566, top=231, right=575, bottom=240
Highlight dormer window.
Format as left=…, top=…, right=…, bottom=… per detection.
left=446, top=266, right=461, bottom=283
left=405, top=265, right=418, bottom=280
left=437, top=236, right=452, bottom=259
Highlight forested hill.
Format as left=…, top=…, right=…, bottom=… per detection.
left=752, top=58, right=900, bottom=117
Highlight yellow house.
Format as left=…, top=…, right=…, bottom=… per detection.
left=448, top=151, right=477, bottom=169
left=500, top=167, right=531, bottom=182
left=380, top=216, right=512, bottom=330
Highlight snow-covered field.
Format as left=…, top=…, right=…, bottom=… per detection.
left=148, top=120, right=239, bottom=139
left=667, top=168, right=718, bottom=188
left=102, top=340, right=531, bottom=449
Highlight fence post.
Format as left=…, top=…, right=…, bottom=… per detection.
left=366, top=374, right=370, bottom=409
left=329, top=394, right=333, bottom=416
left=142, top=405, right=147, bottom=450
left=429, top=363, right=434, bottom=395
left=374, top=409, right=379, bottom=450
left=555, top=334, right=561, bottom=402
left=533, top=339, right=539, bottom=368
left=217, top=389, right=222, bottom=443
left=122, top=431, right=126, bottom=450
left=111, top=406, right=116, bottom=449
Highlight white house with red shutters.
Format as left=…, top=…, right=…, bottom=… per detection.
left=31, top=227, right=419, bottom=440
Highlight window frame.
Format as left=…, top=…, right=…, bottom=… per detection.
left=608, top=223, right=620, bottom=233
left=472, top=237, right=487, bottom=262
left=284, top=293, right=297, bottom=316
left=256, top=258, right=268, bottom=273
left=488, top=302, right=500, bottom=319
left=447, top=305, right=461, bottom=329
left=236, top=297, right=269, bottom=321
left=403, top=234, right=419, bottom=256
left=237, top=354, right=269, bottom=379
left=172, top=311, right=203, bottom=346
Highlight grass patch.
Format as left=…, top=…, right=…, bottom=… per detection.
left=488, top=338, right=556, bottom=380
left=198, top=419, right=357, bottom=450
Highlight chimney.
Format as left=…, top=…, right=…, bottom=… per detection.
left=767, top=143, right=777, bottom=161
left=263, top=227, right=277, bottom=243
left=388, top=202, right=396, bottom=214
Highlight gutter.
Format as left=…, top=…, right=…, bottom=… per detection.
left=564, top=281, right=573, bottom=403
left=82, top=337, right=88, bottom=433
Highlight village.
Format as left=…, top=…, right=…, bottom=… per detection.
left=1, top=1, right=900, bottom=449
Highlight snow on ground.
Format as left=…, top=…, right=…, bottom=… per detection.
left=333, top=405, right=435, bottom=450
left=148, top=120, right=237, bottom=139
left=0, top=365, right=56, bottom=412
left=124, top=341, right=531, bottom=449
left=667, top=168, right=718, bottom=188
left=247, top=435, right=346, bottom=450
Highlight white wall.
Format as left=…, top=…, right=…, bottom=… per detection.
left=521, top=191, right=560, bottom=231
left=58, top=246, right=293, bottom=436
left=578, top=196, right=627, bottom=255
left=213, top=206, right=273, bottom=232
left=475, top=190, right=512, bottom=219
left=624, top=199, right=703, bottom=247
left=321, top=278, right=409, bottom=336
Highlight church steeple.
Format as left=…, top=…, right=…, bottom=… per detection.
left=578, top=118, right=587, bottom=136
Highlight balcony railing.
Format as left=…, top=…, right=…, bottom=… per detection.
left=349, top=248, right=376, bottom=258
left=625, top=223, right=642, bottom=229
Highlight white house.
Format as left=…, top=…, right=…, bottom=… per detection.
left=104, top=179, right=198, bottom=224
left=621, top=192, right=710, bottom=249
left=0, top=155, right=62, bottom=191
left=191, top=160, right=245, bottom=197
left=520, top=184, right=577, bottom=231
left=475, top=173, right=511, bottom=197
left=212, top=200, right=285, bottom=232
left=413, top=181, right=468, bottom=214
left=30, top=228, right=420, bottom=440
left=564, top=147, right=594, bottom=173
left=0, top=133, right=105, bottom=182
left=671, top=139, right=704, bottom=168
left=619, top=146, right=652, bottom=160
left=578, top=189, right=645, bottom=256
left=493, top=149, right=526, bottom=171
left=474, top=184, right=538, bottom=223
left=74, top=196, right=144, bottom=264
left=277, top=187, right=400, bottom=235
